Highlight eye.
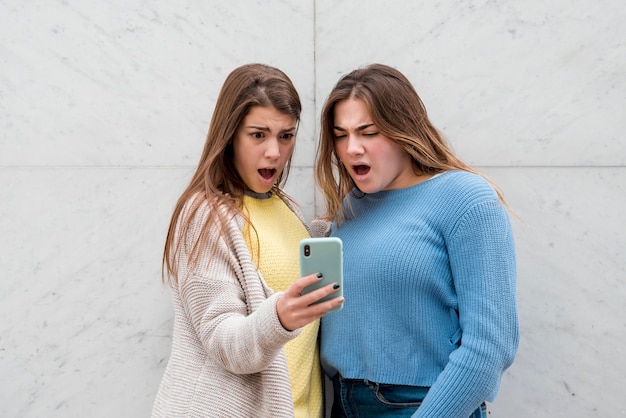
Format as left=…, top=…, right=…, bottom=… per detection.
left=251, top=132, right=264, bottom=139
left=363, top=131, right=378, bottom=137
left=333, top=132, right=347, bottom=140
left=280, top=132, right=295, bottom=141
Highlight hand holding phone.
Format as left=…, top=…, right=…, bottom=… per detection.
left=299, top=237, right=344, bottom=312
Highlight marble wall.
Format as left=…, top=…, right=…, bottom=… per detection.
left=1, top=1, right=624, bottom=416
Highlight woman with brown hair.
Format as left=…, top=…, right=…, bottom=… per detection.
left=315, top=64, right=519, bottom=417
left=152, top=63, right=343, bottom=417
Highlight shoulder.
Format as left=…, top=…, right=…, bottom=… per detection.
left=430, top=171, right=507, bottom=230
left=433, top=172, right=513, bottom=239
left=435, top=170, right=497, bottom=202
left=182, top=192, right=240, bottom=222
left=178, top=192, right=244, bottom=244
left=426, top=171, right=500, bottom=217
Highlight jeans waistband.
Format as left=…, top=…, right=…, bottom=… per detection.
left=332, top=373, right=430, bottom=391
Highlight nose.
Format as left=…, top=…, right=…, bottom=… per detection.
left=264, top=138, right=280, bottom=159
left=345, top=135, right=364, bottom=156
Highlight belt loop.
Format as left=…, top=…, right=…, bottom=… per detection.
left=363, top=379, right=379, bottom=390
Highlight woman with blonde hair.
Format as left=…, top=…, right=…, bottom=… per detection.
left=153, top=63, right=343, bottom=417
left=315, top=63, right=519, bottom=417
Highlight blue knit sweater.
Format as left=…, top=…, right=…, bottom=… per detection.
left=320, top=170, right=519, bottom=417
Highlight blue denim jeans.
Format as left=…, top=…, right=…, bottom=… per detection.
left=330, top=374, right=487, bottom=417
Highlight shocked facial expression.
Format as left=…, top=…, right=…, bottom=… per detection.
left=333, top=98, right=417, bottom=193
left=233, top=106, right=297, bottom=194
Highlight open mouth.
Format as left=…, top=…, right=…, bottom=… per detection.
left=258, top=168, right=277, bottom=180
left=353, top=165, right=370, bottom=176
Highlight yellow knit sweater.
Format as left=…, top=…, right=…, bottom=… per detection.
left=243, top=193, right=323, bottom=418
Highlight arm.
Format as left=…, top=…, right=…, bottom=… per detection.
left=179, top=271, right=298, bottom=375
left=414, top=200, right=519, bottom=417
left=175, top=200, right=300, bottom=375
left=175, top=199, right=341, bottom=375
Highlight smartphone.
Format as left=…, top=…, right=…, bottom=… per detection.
left=299, top=237, right=343, bottom=312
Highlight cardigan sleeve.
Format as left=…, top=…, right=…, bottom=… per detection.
left=413, top=199, right=519, bottom=417
left=175, top=199, right=300, bottom=375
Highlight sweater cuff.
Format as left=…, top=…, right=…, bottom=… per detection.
left=310, top=219, right=331, bottom=237
left=266, top=292, right=303, bottom=339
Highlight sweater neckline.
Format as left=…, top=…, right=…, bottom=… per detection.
left=244, top=190, right=273, bottom=200
left=355, top=171, right=447, bottom=199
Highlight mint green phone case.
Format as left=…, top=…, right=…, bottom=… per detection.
left=299, top=237, right=344, bottom=312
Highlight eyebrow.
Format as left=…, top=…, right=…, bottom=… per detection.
left=333, top=123, right=375, bottom=132
left=246, top=125, right=297, bottom=132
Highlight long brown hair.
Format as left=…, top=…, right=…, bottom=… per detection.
left=163, top=63, right=301, bottom=285
left=315, top=63, right=505, bottom=223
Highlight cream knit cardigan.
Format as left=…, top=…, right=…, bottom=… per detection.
left=152, top=194, right=310, bottom=417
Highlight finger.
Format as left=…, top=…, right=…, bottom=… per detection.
left=306, top=295, right=345, bottom=318
left=287, top=273, right=323, bottom=297
left=318, top=295, right=345, bottom=311
left=299, top=281, right=341, bottom=306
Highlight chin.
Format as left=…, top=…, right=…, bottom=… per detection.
left=253, top=184, right=274, bottom=193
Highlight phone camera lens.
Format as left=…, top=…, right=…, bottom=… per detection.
left=304, top=244, right=310, bottom=256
